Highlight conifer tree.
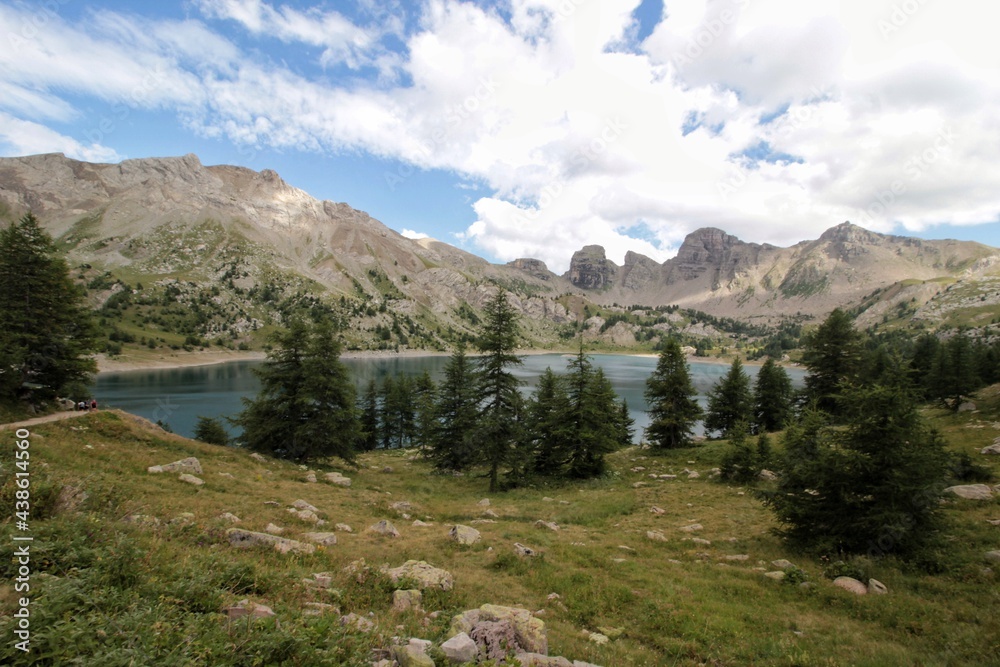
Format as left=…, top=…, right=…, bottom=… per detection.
left=800, top=308, right=861, bottom=417
left=359, top=378, right=380, bottom=451
left=430, top=344, right=480, bottom=471
left=0, top=212, right=97, bottom=401
left=565, top=348, right=621, bottom=479
left=412, top=370, right=437, bottom=452
left=475, top=288, right=523, bottom=491
left=525, top=367, right=572, bottom=476
left=194, top=416, right=229, bottom=446
left=616, top=399, right=635, bottom=447
left=704, top=357, right=753, bottom=438
left=752, top=357, right=794, bottom=433
left=644, top=338, right=702, bottom=450
left=233, top=318, right=359, bottom=463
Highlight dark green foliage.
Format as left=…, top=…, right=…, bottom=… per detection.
left=193, top=416, right=229, bottom=446
left=704, top=357, right=753, bottom=438
left=800, top=308, right=861, bottom=417
left=644, top=338, right=702, bottom=449
left=752, top=357, right=794, bottom=433
left=0, top=212, right=98, bottom=401
left=429, top=344, right=480, bottom=471
left=719, top=425, right=773, bottom=484
left=564, top=346, right=625, bottom=478
left=359, top=378, right=380, bottom=451
left=411, top=370, right=437, bottom=451
left=232, top=318, right=359, bottom=463
left=379, top=374, right=415, bottom=449
left=763, top=382, right=950, bottom=557
left=525, top=367, right=572, bottom=476
left=475, top=288, right=524, bottom=491
left=927, top=333, right=980, bottom=410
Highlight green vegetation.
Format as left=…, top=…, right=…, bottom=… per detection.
left=643, top=338, right=702, bottom=449
left=704, top=357, right=753, bottom=439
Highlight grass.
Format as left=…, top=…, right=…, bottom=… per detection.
left=1, top=397, right=999, bottom=665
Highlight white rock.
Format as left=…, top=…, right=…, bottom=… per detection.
left=292, top=499, right=319, bottom=512
left=441, top=632, right=478, bottom=663
left=832, top=576, right=868, bottom=595
left=679, top=523, right=703, bottom=532
left=868, top=578, right=888, bottom=595
left=944, top=484, right=994, bottom=500
left=178, top=473, right=204, bottom=486
left=449, top=524, right=482, bottom=545
left=369, top=520, right=400, bottom=537
left=264, top=523, right=284, bottom=535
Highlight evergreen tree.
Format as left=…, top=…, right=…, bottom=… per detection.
left=232, top=318, right=359, bottom=463
left=752, top=357, right=794, bottom=433
left=927, top=333, right=980, bottom=409
left=565, top=348, right=621, bottom=479
left=616, top=399, right=635, bottom=448
left=644, top=338, right=702, bottom=450
left=194, top=416, right=229, bottom=446
left=763, top=381, right=949, bottom=556
left=704, top=357, right=753, bottom=438
left=475, top=288, right=523, bottom=491
left=358, top=378, right=380, bottom=451
left=0, top=212, right=97, bottom=401
left=380, top=374, right=415, bottom=448
left=718, top=422, right=756, bottom=483
left=800, top=308, right=861, bottom=417
left=412, top=371, right=437, bottom=451
left=525, top=367, right=572, bottom=476
left=430, top=344, right=480, bottom=471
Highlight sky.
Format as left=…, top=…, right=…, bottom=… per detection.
left=1, top=0, right=998, bottom=273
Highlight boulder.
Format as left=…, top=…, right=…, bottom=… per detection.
left=724, top=554, right=749, bottom=561
left=178, top=473, right=204, bottom=486
left=335, top=523, right=353, bottom=532
left=369, top=519, right=400, bottom=537
left=679, top=523, right=703, bottom=532
left=833, top=576, right=868, bottom=595
left=451, top=604, right=547, bottom=656
left=412, top=519, right=433, bottom=527
left=771, top=559, right=795, bottom=570
left=249, top=452, right=267, bottom=463
left=985, top=551, right=1000, bottom=563
left=287, top=508, right=321, bottom=523
left=390, top=501, right=414, bottom=512
left=302, top=532, right=338, bottom=546
left=516, top=654, right=573, bottom=666
left=758, top=469, right=778, bottom=481
left=649, top=506, right=665, bottom=515
left=324, top=472, right=351, bottom=487
left=384, top=560, right=454, bottom=590
left=646, top=530, right=667, bottom=542
left=226, top=528, right=316, bottom=555
left=392, top=589, right=422, bottom=613
left=868, top=579, right=888, bottom=595
left=944, top=484, right=994, bottom=500
left=393, top=644, right=434, bottom=667
left=764, top=571, right=786, bottom=581
left=340, top=612, right=374, bottom=632
left=535, top=520, right=560, bottom=532
left=441, top=632, right=479, bottom=664
left=514, top=543, right=539, bottom=557
left=478, top=498, right=491, bottom=507
left=170, top=512, right=195, bottom=526
left=218, top=512, right=241, bottom=523
left=957, top=401, right=976, bottom=412
left=292, top=499, right=318, bottom=512
left=981, top=444, right=1000, bottom=455
left=264, top=523, right=284, bottom=535
left=148, top=457, right=202, bottom=475
left=449, top=524, right=482, bottom=545
left=224, top=599, right=275, bottom=621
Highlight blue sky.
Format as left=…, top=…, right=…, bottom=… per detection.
left=1, top=0, right=998, bottom=272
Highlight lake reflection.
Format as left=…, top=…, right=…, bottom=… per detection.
left=95, top=354, right=804, bottom=442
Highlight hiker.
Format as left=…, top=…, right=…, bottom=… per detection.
left=90, top=398, right=98, bottom=411
left=77, top=400, right=86, bottom=411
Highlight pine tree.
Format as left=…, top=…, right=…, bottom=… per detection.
left=233, top=318, right=359, bottom=463
left=763, top=381, right=949, bottom=556
left=800, top=308, right=861, bottom=417
left=359, top=378, right=380, bottom=451
left=616, top=399, right=635, bottom=447
left=475, top=288, right=523, bottom=491
left=565, top=348, right=621, bottom=479
left=525, top=367, right=572, bottom=476
left=704, top=357, right=753, bottom=438
left=194, top=416, right=229, bottom=446
left=752, top=357, right=794, bottom=433
left=412, top=371, right=437, bottom=452
left=0, top=212, right=97, bottom=401
left=430, top=344, right=480, bottom=471
left=644, top=338, right=702, bottom=450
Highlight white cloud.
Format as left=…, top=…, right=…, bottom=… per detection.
left=0, top=112, right=122, bottom=163
left=401, top=229, right=430, bottom=240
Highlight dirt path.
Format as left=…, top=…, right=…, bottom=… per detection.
left=0, top=409, right=95, bottom=431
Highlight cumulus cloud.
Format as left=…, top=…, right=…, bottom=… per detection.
left=401, top=229, right=430, bottom=240
left=0, top=0, right=997, bottom=272
left=0, top=112, right=122, bottom=163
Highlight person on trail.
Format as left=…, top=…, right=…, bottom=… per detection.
left=90, top=399, right=98, bottom=410
left=77, top=401, right=86, bottom=411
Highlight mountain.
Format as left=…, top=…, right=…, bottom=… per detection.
left=1, top=152, right=997, bottom=353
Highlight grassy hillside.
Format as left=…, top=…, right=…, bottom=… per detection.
left=1, top=395, right=999, bottom=666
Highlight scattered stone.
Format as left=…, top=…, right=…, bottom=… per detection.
left=868, top=579, right=888, bottom=595
left=618, top=545, right=636, bottom=552
left=392, top=589, right=422, bottom=613
left=147, top=457, right=202, bottom=475
left=771, top=559, right=795, bottom=570
left=483, top=508, right=499, bottom=518
left=646, top=530, right=667, bottom=542
left=764, top=571, right=786, bottom=581
left=471, top=519, right=497, bottom=524
left=249, top=453, right=267, bottom=463
left=382, top=466, right=394, bottom=473
left=383, top=560, right=454, bottom=590
left=226, top=528, right=315, bottom=555
left=303, top=572, right=333, bottom=589
left=679, top=523, right=703, bottom=532
left=304, top=471, right=317, bottom=483
left=449, top=524, right=482, bottom=545
left=303, top=532, right=338, bottom=546
left=263, top=500, right=280, bottom=507
left=340, top=612, right=374, bottom=632
left=478, top=498, right=491, bottom=507
left=217, top=512, right=241, bottom=523
left=292, top=499, right=318, bottom=512
left=649, top=506, right=665, bottom=515
left=369, top=519, right=400, bottom=537
left=452, top=604, right=548, bottom=655
left=686, top=471, right=700, bottom=479
left=514, top=543, right=538, bottom=557
left=724, top=554, right=749, bottom=562
left=393, top=643, right=435, bottom=667
left=412, top=519, right=433, bottom=527
left=335, top=523, right=353, bottom=532
left=981, top=444, right=1000, bottom=455
left=170, top=512, right=195, bottom=526
left=390, top=501, right=414, bottom=512
left=217, top=472, right=234, bottom=479
left=833, top=576, right=868, bottom=595
left=758, top=469, right=778, bottom=481
left=547, top=593, right=561, bottom=600
left=324, top=472, right=351, bottom=487
left=958, top=401, right=976, bottom=412
left=265, top=523, right=284, bottom=535
left=122, top=514, right=160, bottom=527
left=542, top=497, right=554, bottom=502
left=224, top=599, right=275, bottom=621
left=632, top=482, right=647, bottom=488
left=691, top=538, right=711, bottom=546
left=985, top=551, right=1000, bottom=563
left=517, top=654, right=573, bottom=666
left=178, top=473, right=204, bottom=486
left=287, top=508, right=321, bottom=524
left=302, top=602, right=338, bottom=617
left=535, top=520, right=560, bottom=532
left=944, top=484, right=994, bottom=500
left=441, top=632, right=479, bottom=664
left=987, top=519, right=1000, bottom=526
left=611, top=558, right=627, bottom=563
